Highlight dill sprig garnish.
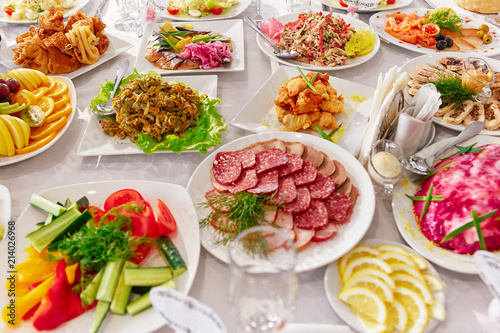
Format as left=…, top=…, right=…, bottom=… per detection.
left=431, top=74, right=478, bottom=109
left=200, top=192, right=279, bottom=245
left=425, top=9, right=463, bottom=34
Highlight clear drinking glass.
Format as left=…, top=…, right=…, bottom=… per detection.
left=461, top=57, right=495, bottom=100
left=368, top=139, right=403, bottom=199
left=115, top=0, right=142, bottom=31
left=485, top=13, right=500, bottom=28
left=286, top=0, right=311, bottom=13
left=228, top=226, right=298, bottom=333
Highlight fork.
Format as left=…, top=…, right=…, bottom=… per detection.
left=255, top=0, right=263, bottom=24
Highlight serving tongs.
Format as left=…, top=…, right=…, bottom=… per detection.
left=93, top=58, right=130, bottom=117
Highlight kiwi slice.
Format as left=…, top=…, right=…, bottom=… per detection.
left=21, top=105, right=45, bottom=127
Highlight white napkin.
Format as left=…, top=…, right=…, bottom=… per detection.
left=474, top=251, right=500, bottom=329
left=412, top=84, right=442, bottom=122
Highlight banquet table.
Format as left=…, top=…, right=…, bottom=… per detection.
left=1, top=0, right=500, bottom=332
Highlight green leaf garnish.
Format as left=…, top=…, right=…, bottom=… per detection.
left=448, top=143, right=484, bottom=157
left=297, top=66, right=319, bottom=94
left=405, top=194, right=444, bottom=201
left=314, top=122, right=333, bottom=142
left=413, top=162, right=456, bottom=183
left=328, top=123, right=343, bottom=137
left=441, top=209, right=497, bottom=244
left=158, top=33, right=179, bottom=53
left=414, top=183, right=441, bottom=221
left=424, top=9, right=463, bottom=34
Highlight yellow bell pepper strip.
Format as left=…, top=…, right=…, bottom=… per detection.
left=1, top=262, right=78, bottom=327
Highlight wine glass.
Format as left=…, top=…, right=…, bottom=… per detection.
left=228, top=226, right=298, bottom=333
left=115, top=0, right=142, bottom=31
left=367, top=139, right=403, bottom=199
left=461, top=57, right=495, bottom=101
left=485, top=13, right=500, bottom=28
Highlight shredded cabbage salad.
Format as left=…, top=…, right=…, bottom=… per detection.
left=4, top=0, right=75, bottom=20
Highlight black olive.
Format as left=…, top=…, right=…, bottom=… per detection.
left=445, top=37, right=453, bottom=47
left=435, top=33, right=446, bottom=41
left=436, top=40, right=447, bottom=50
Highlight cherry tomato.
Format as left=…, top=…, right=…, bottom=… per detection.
left=210, top=6, right=223, bottom=15
left=103, top=189, right=147, bottom=211
left=386, top=0, right=396, bottom=4
left=87, top=206, right=106, bottom=226
left=157, top=199, right=177, bottom=236
left=3, top=6, right=14, bottom=15
left=49, top=7, right=61, bottom=15
left=339, top=0, right=348, bottom=7
left=167, top=5, right=180, bottom=15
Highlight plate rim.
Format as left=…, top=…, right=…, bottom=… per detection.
left=391, top=134, right=500, bottom=274
left=76, top=74, right=219, bottom=156
left=0, top=0, right=90, bottom=23
left=0, top=179, right=200, bottom=333
left=320, top=0, right=413, bottom=12
left=186, top=131, right=376, bottom=273
left=157, top=0, right=251, bottom=21
left=256, top=12, right=381, bottom=71
left=369, top=7, right=500, bottom=56
left=324, top=238, right=446, bottom=333
left=0, top=76, right=76, bottom=167
left=134, top=19, right=245, bottom=75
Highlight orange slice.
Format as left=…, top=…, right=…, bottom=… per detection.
left=45, top=103, right=72, bottom=123
left=46, top=79, right=68, bottom=99
left=53, top=94, right=70, bottom=111
left=40, top=76, right=56, bottom=92
left=30, top=116, right=67, bottom=141
left=15, top=131, right=57, bottom=155
left=31, top=86, right=49, bottom=100
left=36, top=96, right=55, bottom=117
left=11, top=90, right=37, bottom=106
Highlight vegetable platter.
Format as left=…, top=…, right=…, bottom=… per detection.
left=0, top=181, right=200, bottom=333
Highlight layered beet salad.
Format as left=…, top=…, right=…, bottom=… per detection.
left=412, top=143, right=500, bottom=254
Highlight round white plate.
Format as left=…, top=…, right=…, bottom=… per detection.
left=0, top=180, right=200, bottom=333
left=392, top=135, right=500, bottom=274
left=0, top=184, right=10, bottom=245
left=158, top=0, right=251, bottom=21
left=0, top=0, right=89, bottom=23
left=399, top=52, right=500, bottom=136
left=321, top=0, right=413, bottom=13
left=186, top=132, right=376, bottom=273
left=369, top=8, right=500, bottom=56
left=0, top=76, right=76, bottom=167
left=324, top=238, right=446, bottom=333
left=256, top=12, right=380, bottom=71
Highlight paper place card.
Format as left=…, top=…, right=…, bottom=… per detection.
left=474, top=251, right=500, bottom=327
left=150, top=287, right=228, bottom=333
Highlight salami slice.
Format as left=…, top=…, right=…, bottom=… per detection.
left=330, top=160, right=347, bottom=187
left=308, top=174, right=336, bottom=199
left=213, top=152, right=242, bottom=185
left=293, top=161, right=317, bottom=186
left=279, top=153, right=304, bottom=177
left=324, top=192, right=352, bottom=223
left=235, top=149, right=256, bottom=169
left=283, top=187, right=311, bottom=214
left=210, top=169, right=229, bottom=192
left=312, top=223, right=339, bottom=242
left=275, top=177, right=297, bottom=204
left=246, top=169, right=280, bottom=194
left=228, top=168, right=258, bottom=194
left=294, top=200, right=329, bottom=230
left=254, top=148, right=288, bottom=174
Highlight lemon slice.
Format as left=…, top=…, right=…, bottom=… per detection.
left=387, top=299, right=408, bottom=333
left=394, top=287, right=429, bottom=333
left=339, top=246, right=380, bottom=276
left=378, top=251, right=418, bottom=268
left=431, top=7, right=457, bottom=16
left=376, top=244, right=407, bottom=254
left=428, top=297, right=446, bottom=321
left=339, top=286, right=387, bottom=323
left=343, top=257, right=393, bottom=282
left=350, top=268, right=396, bottom=290
left=392, top=273, right=433, bottom=304
left=409, top=254, right=428, bottom=271
left=344, top=274, right=394, bottom=303
left=423, top=273, right=445, bottom=292
left=357, top=312, right=388, bottom=333
left=390, top=263, right=424, bottom=282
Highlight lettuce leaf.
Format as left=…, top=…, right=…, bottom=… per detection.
left=89, top=69, right=226, bottom=154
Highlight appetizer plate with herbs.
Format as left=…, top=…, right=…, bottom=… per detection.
left=400, top=52, right=500, bottom=136
left=78, top=74, right=222, bottom=156
left=369, top=8, right=500, bottom=56
left=392, top=135, right=500, bottom=274
left=321, top=0, right=413, bottom=13
left=158, top=0, right=251, bottom=21
left=134, top=19, right=244, bottom=74
left=0, top=35, right=133, bottom=79
left=0, top=180, right=200, bottom=333
left=0, top=0, right=89, bottom=23
left=186, top=132, right=376, bottom=272
left=256, top=12, right=380, bottom=71
left=231, top=66, right=375, bottom=156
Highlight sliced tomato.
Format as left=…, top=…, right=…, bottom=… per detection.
left=130, top=244, right=152, bottom=264
left=210, top=7, right=223, bottom=15
left=386, top=0, right=396, bottom=4
left=87, top=206, right=105, bottom=226
left=107, top=203, right=158, bottom=238
left=167, top=5, right=180, bottom=15
left=339, top=0, right=348, bottom=7
left=157, top=199, right=177, bottom=236
left=103, top=189, right=146, bottom=212
left=3, top=6, right=14, bottom=15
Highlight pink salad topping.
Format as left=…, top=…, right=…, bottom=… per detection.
left=414, top=144, right=500, bottom=254
left=178, top=41, right=233, bottom=70
left=258, top=17, right=284, bottom=43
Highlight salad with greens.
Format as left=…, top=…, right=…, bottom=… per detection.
left=166, top=0, right=238, bottom=17
left=90, top=70, right=226, bottom=155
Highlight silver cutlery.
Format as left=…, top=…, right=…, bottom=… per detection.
left=94, top=0, right=110, bottom=18
left=94, top=58, right=130, bottom=116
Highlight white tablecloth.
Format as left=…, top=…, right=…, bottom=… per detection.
left=1, top=0, right=499, bottom=332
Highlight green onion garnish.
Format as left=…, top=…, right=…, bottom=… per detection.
left=441, top=209, right=497, bottom=243
left=449, top=143, right=484, bottom=158
left=409, top=183, right=442, bottom=221
left=297, top=66, right=319, bottom=94
left=413, top=162, right=455, bottom=183
left=314, top=123, right=333, bottom=142
left=158, top=33, right=179, bottom=53
left=472, top=210, right=488, bottom=251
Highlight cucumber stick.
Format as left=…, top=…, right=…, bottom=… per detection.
left=126, top=280, right=176, bottom=316
left=124, top=267, right=172, bottom=286
left=156, top=236, right=187, bottom=278
left=110, top=261, right=138, bottom=315
left=30, top=193, right=66, bottom=216
left=96, top=259, right=125, bottom=303
left=81, top=268, right=105, bottom=306
left=26, top=207, right=81, bottom=252
left=90, top=300, right=110, bottom=333
left=47, top=210, right=92, bottom=251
